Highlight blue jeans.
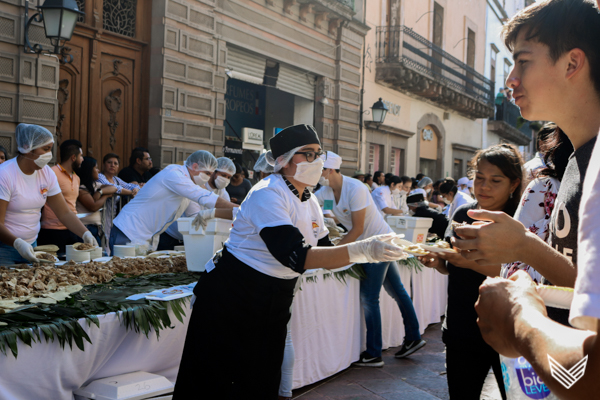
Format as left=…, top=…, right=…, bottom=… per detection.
left=360, top=261, right=421, bottom=357
left=109, top=225, right=131, bottom=255
left=85, top=224, right=101, bottom=248
left=0, top=240, right=37, bottom=265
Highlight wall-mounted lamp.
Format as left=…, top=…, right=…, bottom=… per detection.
left=371, top=98, right=389, bottom=126
left=24, top=0, right=84, bottom=64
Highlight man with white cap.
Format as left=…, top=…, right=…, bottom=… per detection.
left=159, top=157, right=237, bottom=250
left=457, top=177, right=471, bottom=196
left=109, top=150, right=237, bottom=253
left=315, top=151, right=426, bottom=367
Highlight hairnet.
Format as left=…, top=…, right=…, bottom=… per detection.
left=266, top=145, right=305, bottom=173
left=254, top=153, right=274, bottom=173
left=457, top=177, right=469, bottom=186
left=216, top=157, right=235, bottom=175
left=418, top=177, right=433, bottom=188
left=185, top=150, right=217, bottom=172
left=16, top=123, right=54, bottom=154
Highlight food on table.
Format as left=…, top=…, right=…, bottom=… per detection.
left=0, top=256, right=189, bottom=304
left=33, top=245, right=59, bottom=253
left=73, top=242, right=95, bottom=251
left=34, top=252, right=57, bottom=261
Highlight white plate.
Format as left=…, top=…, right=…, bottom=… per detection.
left=536, top=285, right=574, bottom=310
left=420, top=243, right=458, bottom=254
left=391, top=238, right=429, bottom=256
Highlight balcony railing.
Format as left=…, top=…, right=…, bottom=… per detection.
left=489, top=99, right=532, bottom=145
left=375, top=26, right=494, bottom=119
left=335, top=0, right=354, bottom=9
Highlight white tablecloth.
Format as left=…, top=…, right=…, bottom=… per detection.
left=0, top=265, right=447, bottom=398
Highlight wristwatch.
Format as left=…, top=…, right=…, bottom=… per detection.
left=98, top=189, right=104, bottom=196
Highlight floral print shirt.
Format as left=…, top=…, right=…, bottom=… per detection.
left=501, top=177, right=560, bottom=283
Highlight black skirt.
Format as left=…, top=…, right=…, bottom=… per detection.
left=173, top=247, right=298, bottom=400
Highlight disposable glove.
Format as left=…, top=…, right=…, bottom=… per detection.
left=324, top=217, right=338, bottom=230
left=192, top=209, right=216, bottom=231
left=346, top=233, right=406, bottom=264
left=82, top=231, right=99, bottom=248
left=13, top=238, right=38, bottom=263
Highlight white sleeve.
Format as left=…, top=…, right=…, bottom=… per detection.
left=349, top=182, right=368, bottom=212
left=570, top=144, right=600, bottom=330
left=45, top=167, right=61, bottom=197
left=514, top=178, right=557, bottom=242
left=220, top=189, right=231, bottom=202
left=183, top=201, right=203, bottom=217
left=371, top=189, right=389, bottom=211
left=163, top=169, right=219, bottom=209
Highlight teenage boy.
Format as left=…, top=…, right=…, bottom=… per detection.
left=452, top=0, right=600, bottom=398
left=315, top=151, right=425, bottom=367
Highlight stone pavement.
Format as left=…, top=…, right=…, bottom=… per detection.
left=292, top=322, right=503, bottom=400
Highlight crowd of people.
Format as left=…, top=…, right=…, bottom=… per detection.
left=0, top=1, right=599, bottom=399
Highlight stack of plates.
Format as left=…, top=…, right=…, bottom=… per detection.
left=90, top=247, right=102, bottom=259
left=66, top=245, right=91, bottom=263
left=113, top=245, right=136, bottom=258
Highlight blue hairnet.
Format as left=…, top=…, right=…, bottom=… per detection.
left=16, top=124, right=54, bottom=154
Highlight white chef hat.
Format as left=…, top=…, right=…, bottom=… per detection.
left=457, top=177, right=469, bottom=186
left=323, top=151, right=342, bottom=169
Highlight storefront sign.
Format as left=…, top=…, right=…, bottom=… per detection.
left=242, top=128, right=264, bottom=151
left=223, top=146, right=244, bottom=155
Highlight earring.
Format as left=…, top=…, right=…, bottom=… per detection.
left=510, top=192, right=513, bottom=199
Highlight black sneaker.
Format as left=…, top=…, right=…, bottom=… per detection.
left=395, top=339, right=426, bottom=358
left=352, top=351, right=384, bottom=367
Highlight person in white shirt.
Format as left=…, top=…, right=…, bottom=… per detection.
left=174, top=125, right=406, bottom=399
left=0, top=124, right=97, bottom=264
left=457, top=177, right=471, bottom=196
left=109, top=150, right=237, bottom=253
left=159, top=157, right=237, bottom=250
left=439, top=178, right=475, bottom=221
left=315, top=151, right=425, bottom=367
left=371, top=175, right=411, bottom=216
left=254, top=152, right=274, bottom=180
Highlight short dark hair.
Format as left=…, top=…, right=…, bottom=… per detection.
left=59, top=139, right=82, bottom=163
left=416, top=173, right=425, bottom=181
left=364, top=174, right=373, bottom=182
left=503, top=0, right=600, bottom=97
left=234, top=162, right=243, bottom=176
left=384, top=175, right=402, bottom=186
left=103, top=153, right=120, bottom=164
left=129, top=147, right=149, bottom=167
left=400, top=175, right=412, bottom=184
left=439, top=179, right=458, bottom=196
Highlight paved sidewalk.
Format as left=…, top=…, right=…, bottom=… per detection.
left=292, top=322, right=503, bottom=400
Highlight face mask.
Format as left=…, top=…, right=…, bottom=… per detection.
left=441, top=197, right=451, bottom=205
left=215, top=175, right=230, bottom=189
left=290, top=158, right=324, bottom=186
left=34, top=151, right=52, bottom=168
left=392, top=188, right=401, bottom=195
left=193, top=172, right=211, bottom=186
left=426, top=188, right=432, bottom=194
left=318, top=176, right=330, bottom=187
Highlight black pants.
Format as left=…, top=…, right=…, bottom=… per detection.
left=37, top=228, right=82, bottom=256
left=173, top=248, right=298, bottom=400
left=157, top=232, right=182, bottom=251
left=445, top=336, right=507, bottom=400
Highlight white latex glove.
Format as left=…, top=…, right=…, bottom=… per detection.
left=13, top=238, right=38, bottom=263
left=192, top=209, right=216, bottom=231
left=82, top=231, right=99, bottom=248
left=346, top=233, right=406, bottom=264
left=324, top=217, right=338, bottom=230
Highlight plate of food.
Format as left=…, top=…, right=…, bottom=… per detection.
left=392, top=238, right=429, bottom=256
left=420, top=240, right=458, bottom=254
left=33, top=251, right=58, bottom=263
left=535, top=285, right=574, bottom=310
left=72, top=242, right=97, bottom=251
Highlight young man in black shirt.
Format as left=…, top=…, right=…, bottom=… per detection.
left=118, top=147, right=153, bottom=186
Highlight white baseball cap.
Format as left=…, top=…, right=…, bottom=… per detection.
left=323, top=151, right=342, bottom=169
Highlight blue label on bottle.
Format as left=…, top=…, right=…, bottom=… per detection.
left=515, top=357, right=551, bottom=399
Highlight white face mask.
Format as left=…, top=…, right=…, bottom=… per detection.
left=392, top=188, right=401, bottom=195
left=34, top=151, right=52, bottom=168
left=441, top=196, right=451, bottom=205
left=291, top=158, right=324, bottom=186
left=318, top=176, right=330, bottom=187
left=215, top=175, right=230, bottom=189
left=193, top=172, right=211, bottom=186
left=426, top=188, right=432, bottom=194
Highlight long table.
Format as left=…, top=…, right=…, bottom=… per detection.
left=0, top=264, right=447, bottom=399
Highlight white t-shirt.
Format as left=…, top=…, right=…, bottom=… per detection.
left=371, top=185, right=395, bottom=214
left=113, top=164, right=219, bottom=250
left=570, top=135, right=600, bottom=330
left=314, top=176, right=392, bottom=240
left=447, top=190, right=475, bottom=221
left=0, top=158, right=61, bottom=243
left=165, top=181, right=230, bottom=240
left=224, top=174, right=328, bottom=279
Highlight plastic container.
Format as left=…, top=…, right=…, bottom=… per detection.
left=174, top=245, right=185, bottom=252
left=66, top=245, right=91, bottom=263
left=90, top=247, right=102, bottom=260
left=113, top=245, right=136, bottom=258
left=177, top=217, right=232, bottom=271
left=500, top=356, right=559, bottom=399
left=385, top=216, right=433, bottom=243
left=74, top=371, right=173, bottom=400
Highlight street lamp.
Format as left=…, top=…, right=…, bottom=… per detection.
left=24, top=0, right=84, bottom=64
left=371, top=98, right=389, bottom=126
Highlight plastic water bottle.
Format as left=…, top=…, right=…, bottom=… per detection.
left=500, top=356, right=560, bottom=400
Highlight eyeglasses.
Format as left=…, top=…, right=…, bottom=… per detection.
left=143, top=157, right=152, bottom=161
left=295, top=150, right=326, bottom=163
